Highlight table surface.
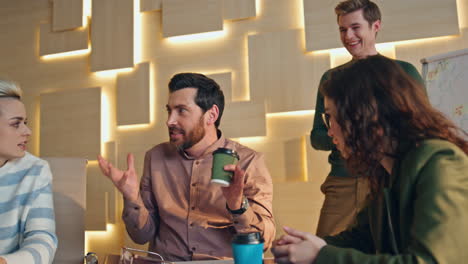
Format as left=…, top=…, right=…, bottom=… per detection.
left=104, top=254, right=275, bottom=264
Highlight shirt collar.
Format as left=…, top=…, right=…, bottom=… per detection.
left=179, top=129, right=226, bottom=160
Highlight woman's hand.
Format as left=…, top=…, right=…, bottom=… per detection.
left=272, top=226, right=327, bottom=264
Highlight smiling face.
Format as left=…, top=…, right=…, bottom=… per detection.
left=338, top=9, right=380, bottom=59
left=166, top=88, right=208, bottom=151
left=0, top=98, right=31, bottom=166
left=324, top=96, right=351, bottom=159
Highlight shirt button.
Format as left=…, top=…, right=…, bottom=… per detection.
left=191, top=207, right=195, bottom=210
left=195, top=161, right=200, bottom=165
left=190, top=223, right=194, bottom=227
left=191, top=183, right=197, bottom=187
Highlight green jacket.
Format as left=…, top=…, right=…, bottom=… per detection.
left=315, top=139, right=468, bottom=263
left=310, top=58, right=426, bottom=177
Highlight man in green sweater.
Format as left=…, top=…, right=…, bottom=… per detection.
left=310, top=0, right=425, bottom=237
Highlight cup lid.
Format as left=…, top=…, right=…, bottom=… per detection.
left=213, top=148, right=239, bottom=159
left=232, top=232, right=264, bottom=244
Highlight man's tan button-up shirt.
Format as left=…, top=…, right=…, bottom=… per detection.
left=122, top=134, right=275, bottom=261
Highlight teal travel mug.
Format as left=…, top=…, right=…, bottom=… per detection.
left=232, top=232, right=264, bottom=264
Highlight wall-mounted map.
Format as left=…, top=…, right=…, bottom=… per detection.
left=422, top=48, right=468, bottom=136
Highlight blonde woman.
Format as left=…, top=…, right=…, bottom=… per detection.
left=0, top=80, right=57, bottom=263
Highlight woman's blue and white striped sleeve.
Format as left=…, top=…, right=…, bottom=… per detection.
left=0, top=157, right=58, bottom=264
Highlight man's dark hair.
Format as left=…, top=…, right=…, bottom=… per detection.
left=335, top=0, right=381, bottom=25
left=168, top=73, right=225, bottom=128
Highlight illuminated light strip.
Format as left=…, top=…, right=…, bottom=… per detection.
left=301, top=136, right=308, bottom=182
left=93, top=68, right=133, bottom=78
left=255, top=0, right=262, bottom=17
left=117, top=123, right=152, bottom=131
left=391, top=34, right=459, bottom=46
left=134, top=0, right=142, bottom=64
left=202, top=69, right=233, bottom=75
left=311, top=34, right=459, bottom=56
left=149, top=63, right=155, bottom=125
left=295, top=0, right=305, bottom=29
left=266, top=110, right=315, bottom=118
left=41, top=48, right=90, bottom=60
left=101, top=91, right=111, bottom=156
left=83, top=0, right=91, bottom=28
left=85, top=224, right=116, bottom=254
left=165, top=30, right=226, bottom=44
left=237, top=136, right=267, bottom=144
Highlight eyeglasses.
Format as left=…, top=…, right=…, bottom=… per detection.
left=321, top=113, right=331, bottom=129
left=120, top=247, right=173, bottom=264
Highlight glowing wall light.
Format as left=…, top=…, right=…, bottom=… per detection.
left=85, top=224, right=116, bottom=254
left=83, top=0, right=91, bottom=28
left=41, top=48, right=90, bottom=60
left=101, top=91, right=111, bottom=156
left=392, top=35, right=459, bottom=47
left=301, top=135, right=308, bottom=182
left=236, top=136, right=267, bottom=145
left=255, top=0, right=262, bottom=17
left=134, top=0, right=142, bottom=64
left=93, top=68, right=133, bottom=78
left=266, top=110, right=315, bottom=118
left=165, top=30, right=226, bottom=44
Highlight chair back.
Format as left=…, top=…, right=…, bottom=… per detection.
left=44, top=157, right=87, bottom=264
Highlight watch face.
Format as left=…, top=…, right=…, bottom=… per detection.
left=228, top=197, right=249, bottom=215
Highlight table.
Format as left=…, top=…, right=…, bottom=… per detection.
left=104, top=254, right=275, bottom=264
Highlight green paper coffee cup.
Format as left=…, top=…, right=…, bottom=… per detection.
left=211, top=148, right=239, bottom=187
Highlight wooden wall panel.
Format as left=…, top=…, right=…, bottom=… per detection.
left=395, top=28, right=468, bottom=74
left=40, top=87, right=101, bottom=160
left=273, top=181, right=324, bottom=234
left=248, top=29, right=330, bottom=113
left=223, top=0, right=256, bottom=20
left=104, top=141, right=118, bottom=223
left=141, top=0, right=162, bottom=12
left=162, top=0, right=223, bottom=37
left=45, top=157, right=87, bottom=264
left=53, top=0, right=83, bottom=31
left=39, top=23, right=88, bottom=56
left=91, top=0, right=134, bottom=72
left=240, top=138, right=286, bottom=182
left=303, top=0, right=460, bottom=52
left=221, top=101, right=266, bottom=138
left=207, top=72, right=232, bottom=103
left=86, top=164, right=107, bottom=231
left=284, top=136, right=307, bottom=182
left=116, top=62, right=151, bottom=126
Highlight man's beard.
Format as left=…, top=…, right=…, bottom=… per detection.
left=169, top=117, right=205, bottom=151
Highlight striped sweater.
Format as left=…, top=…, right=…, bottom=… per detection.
left=0, top=153, right=57, bottom=263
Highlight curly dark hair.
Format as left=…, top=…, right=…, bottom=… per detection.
left=320, top=55, right=468, bottom=196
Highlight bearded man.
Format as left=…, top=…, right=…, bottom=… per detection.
left=98, top=73, right=275, bottom=261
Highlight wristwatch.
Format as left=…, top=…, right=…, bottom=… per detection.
left=226, top=196, right=249, bottom=215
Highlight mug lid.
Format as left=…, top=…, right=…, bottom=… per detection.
left=213, top=148, right=239, bottom=159
left=232, top=232, right=264, bottom=244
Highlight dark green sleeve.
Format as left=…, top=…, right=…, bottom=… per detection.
left=310, top=72, right=335, bottom=150
left=398, top=61, right=427, bottom=96
left=316, top=149, right=468, bottom=264
left=323, top=206, right=374, bottom=253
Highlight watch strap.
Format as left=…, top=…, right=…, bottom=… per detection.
left=226, top=196, right=249, bottom=215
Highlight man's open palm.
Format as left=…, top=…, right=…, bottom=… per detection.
left=98, top=153, right=139, bottom=202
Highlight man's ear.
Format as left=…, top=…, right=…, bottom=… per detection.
left=206, top=105, right=219, bottom=126
left=373, top=19, right=381, bottom=33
